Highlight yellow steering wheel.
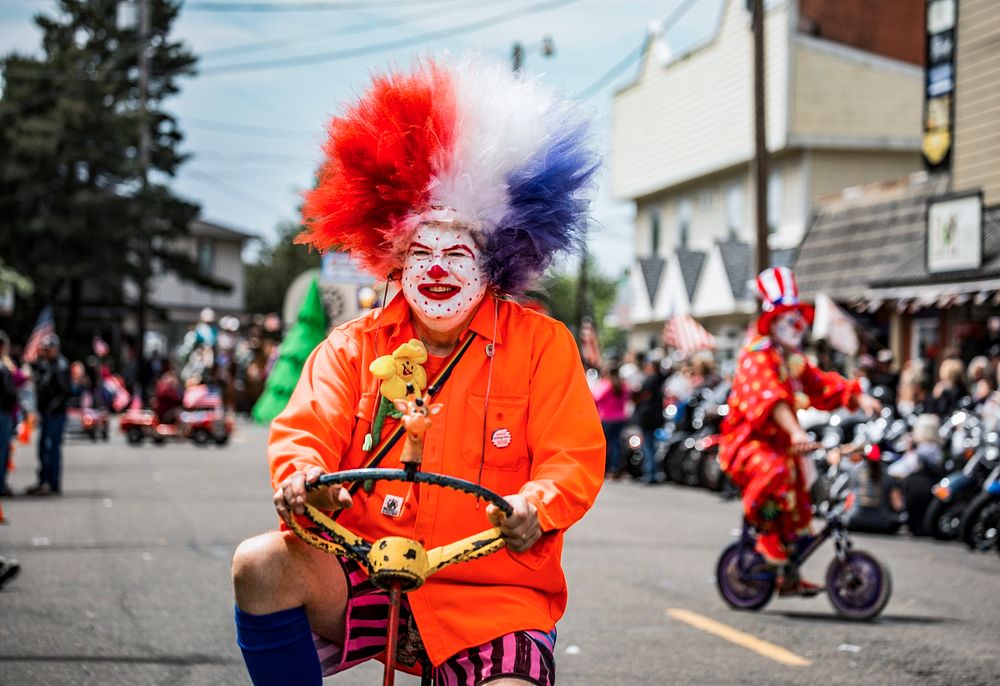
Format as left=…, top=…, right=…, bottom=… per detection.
left=287, top=467, right=514, bottom=686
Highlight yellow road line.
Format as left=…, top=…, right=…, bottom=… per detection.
left=666, top=608, right=812, bottom=667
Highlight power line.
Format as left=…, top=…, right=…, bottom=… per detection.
left=187, top=0, right=481, bottom=11
left=186, top=169, right=295, bottom=216
left=573, top=0, right=699, bottom=101
left=185, top=116, right=315, bottom=140
left=199, top=0, right=504, bottom=61
left=199, top=0, right=582, bottom=75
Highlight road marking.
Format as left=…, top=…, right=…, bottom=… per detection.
left=666, top=608, right=812, bottom=667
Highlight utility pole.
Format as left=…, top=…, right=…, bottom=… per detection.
left=751, top=0, right=770, bottom=280
left=511, top=42, right=524, bottom=73
left=136, top=0, right=151, bottom=400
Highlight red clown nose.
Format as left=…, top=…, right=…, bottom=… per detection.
left=427, top=264, right=448, bottom=279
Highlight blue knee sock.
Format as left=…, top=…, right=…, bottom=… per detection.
left=235, top=605, right=322, bottom=686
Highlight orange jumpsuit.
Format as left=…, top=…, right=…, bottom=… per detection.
left=719, top=337, right=860, bottom=547
left=269, top=293, right=605, bottom=665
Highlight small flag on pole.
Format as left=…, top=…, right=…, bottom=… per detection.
left=662, top=315, right=716, bottom=356
left=22, top=306, right=55, bottom=364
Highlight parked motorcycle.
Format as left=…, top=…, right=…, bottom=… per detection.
left=923, top=421, right=997, bottom=540
left=958, top=452, right=1000, bottom=552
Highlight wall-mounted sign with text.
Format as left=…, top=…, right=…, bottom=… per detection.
left=922, top=0, right=957, bottom=170
left=926, top=191, right=983, bottom=274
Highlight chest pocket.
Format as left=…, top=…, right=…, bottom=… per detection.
left=462, top=393, right=530, bottom=472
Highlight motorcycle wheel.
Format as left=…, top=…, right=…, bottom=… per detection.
left=665, top=443, right=686, bottom=484
left=126, top=427, right=144, bottom=445
left=698, top=448, right=723, bottom=492
left=192, top=428, right=211, bottom=446
left=959, top=492, right=1000, bottom=552
left=716, top=542, right=775, bottom=611
left=825, top=550, right=892, bottom=621
left=680, top=447, right=701, bottom=487
left=923, top=497, right=966, bottom=541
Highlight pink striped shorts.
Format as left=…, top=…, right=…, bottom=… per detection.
left=313, top=557, right=556, bottom=685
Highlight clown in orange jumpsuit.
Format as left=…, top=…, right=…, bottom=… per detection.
left=719, top=268, right=880, bottom=585
left=230, top=57, right=604, bottom=686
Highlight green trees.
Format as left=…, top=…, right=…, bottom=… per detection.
left=245, top=222, right=322, bottom=316
left=0, top=0, right=202, bottom=351
left=251, top=277, right=328, bottom=424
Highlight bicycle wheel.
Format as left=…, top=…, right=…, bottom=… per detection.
left=825, top=550, right=891, bottom=621
left=716, top=542, right=775, bottom=611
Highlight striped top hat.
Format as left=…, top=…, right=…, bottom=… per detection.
left=755, top=266, right=815, bottom=335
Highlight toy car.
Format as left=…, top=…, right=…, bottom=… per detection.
left=66, top=406, right=110, bottom=442
left=120, top=407, right=233, bottom=446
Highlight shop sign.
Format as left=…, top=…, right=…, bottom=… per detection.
left=927, top=191, right=983, bottom=274
left=922, top=0, right=957, bottom=170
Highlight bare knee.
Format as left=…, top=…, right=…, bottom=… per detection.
left=232, top=532, right=299, bottom=613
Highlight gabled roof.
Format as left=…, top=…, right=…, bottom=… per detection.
left=191, top=219, right=258, bottom=242
left=637, top=256, right=666, bottom=304
left=675, top=248, right=706, bottom=300
left=794, top=173, right=951, bottom=299
left=718, top=238, right=752, bottom=299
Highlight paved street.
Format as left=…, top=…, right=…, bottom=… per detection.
left=1, top=422, right=998, bottom=686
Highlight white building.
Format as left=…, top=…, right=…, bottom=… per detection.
left=611, top=0, right=925, bottom=358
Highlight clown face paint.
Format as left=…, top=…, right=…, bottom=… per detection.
left=401, top=224, right=487, bottom=334
left=771, top=310, right=808, bottom=351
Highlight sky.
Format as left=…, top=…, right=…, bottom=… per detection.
left=0, top=0, right=726, bottom=278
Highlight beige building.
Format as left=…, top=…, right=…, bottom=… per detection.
left=146, top=219, right=254, bottom=343
left=952, top=0, right=1000, bottom=206
left=611, top=0, right=924, bottom=357
left=797, top=0, right=1000, bottom=366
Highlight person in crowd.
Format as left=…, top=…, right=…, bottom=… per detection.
left=689, top=351, right=722, bottom=392
left=593, top=365, right=630, bottom=479
left=896, top=359, right=929, bottom=417
left=68, top=360, right=92, bottom=409
left=633, top=352, right=668, bottom=484
left=229, top=56, right=604, bottom=686
left=153, top=363, right=184, bottom=425
left=967, top=355, right=993, bottom=403
left=0, top=332, right=18, bottom=497
left=719, top=267, right=880, bottom=591
left=888, top=414, right=944, bottom=536
left=930, top=357, right=969, bottom=417
left=869, top=349, right=900, bottom=391
left=28, top=334, right=70, bottom=496
left=830, top=444, right=904, bottom=535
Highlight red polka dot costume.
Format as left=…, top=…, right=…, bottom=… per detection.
left=719, top=268, right=861, bottom=561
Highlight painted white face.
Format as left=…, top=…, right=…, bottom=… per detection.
left=771, top=310, right=808, bottom=350
left=401, top=224, right=487, bottom=333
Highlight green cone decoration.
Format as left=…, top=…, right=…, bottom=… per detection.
left=252, top=277, right=328, bottom=423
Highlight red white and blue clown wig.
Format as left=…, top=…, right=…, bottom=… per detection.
left=298, top=55, right=599, bottom=295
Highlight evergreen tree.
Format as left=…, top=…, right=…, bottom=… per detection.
left=245, top=221, right=322, bottom=316
left=0, top=0, right=214, bottom=350
left=252, top=277, right=328, bottom=424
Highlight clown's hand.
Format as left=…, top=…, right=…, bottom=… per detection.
left=487, top=494, right=542, bottom=553
left=856, top=394, right=882, bottom=417
left=273, top=466, right=353, bottom=526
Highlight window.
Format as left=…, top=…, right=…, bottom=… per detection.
left=197, top=238, right=215, bottom=276
left=767, top=172, right=782, bottom=234
left=650, top=208, right=661, bottom=256
left=725, top=183, right=743, bottom=238
left=677, top=197, right=692, bottom=248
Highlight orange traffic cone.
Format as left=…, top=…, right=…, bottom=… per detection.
left=0, top=499, right=6, bottom=524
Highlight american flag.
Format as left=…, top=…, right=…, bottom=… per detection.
left=183, top=384, right=222, bottom=410
left=22, top=306, right=54, bottom=364
left=662, top=314, right=716, bottom=356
